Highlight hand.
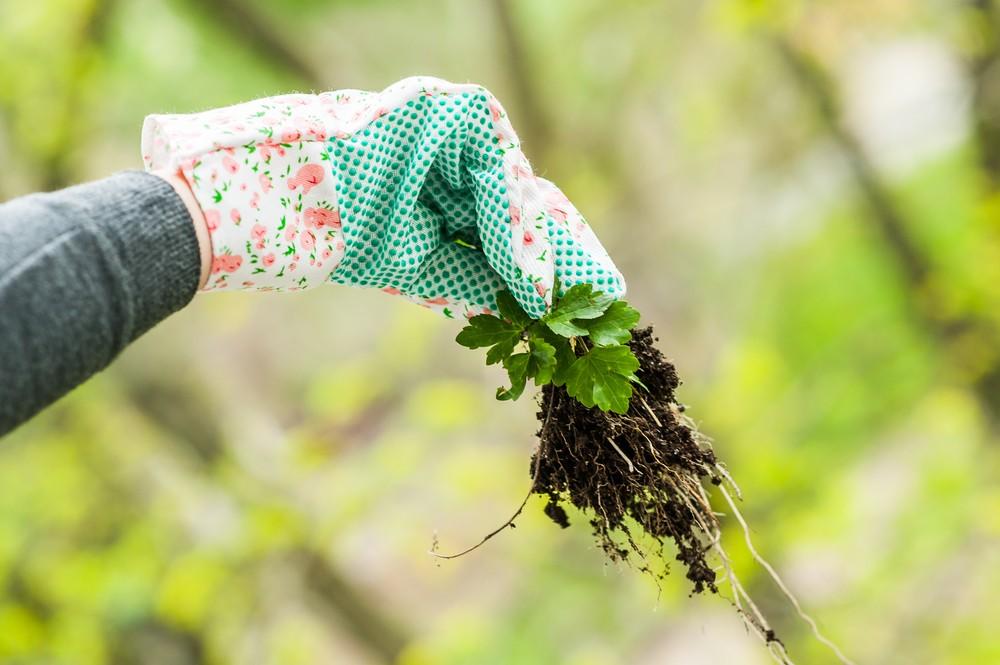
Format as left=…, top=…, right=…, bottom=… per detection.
left=142, top=76, right=624, bottom=319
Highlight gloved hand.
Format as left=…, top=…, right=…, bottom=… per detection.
left=143, top=76, right=624, bottom=319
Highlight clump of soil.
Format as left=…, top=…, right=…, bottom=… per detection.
left=532, top=327, right=723, bottom=593
left=437, top=326, right=855, bottom=665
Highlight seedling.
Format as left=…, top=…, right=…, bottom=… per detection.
left=440, top=285, right=856, bottom=665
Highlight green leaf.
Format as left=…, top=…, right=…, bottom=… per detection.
left=582, top=301, right=640, bottom=346
left=497, top=352, right=530, bottom=401
left=533, top=326, right=576, bottom=387
left=485, top=338, right=518, bottom=366
left=527, top=338, right=557, bottom=385
left=495, top=290, right=533, bottom=328
left=546, top=318, right=590, bottom=338
left=456, top=315, right=522, bottom=349
left=456, top=314, right=524, bottom=366
left=564, top=346, right=640, bottom=414
left=543, top=284, right=614, bottom=337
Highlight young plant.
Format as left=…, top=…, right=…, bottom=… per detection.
left=447, top=284, right=857, bottom=665
left=455, top=284, right=641, bottom=414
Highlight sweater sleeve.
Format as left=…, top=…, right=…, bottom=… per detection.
left=0, top=171, right=201, bottom=435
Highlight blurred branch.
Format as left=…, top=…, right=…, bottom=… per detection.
left=110, top=620, right=205, bottom=665
left=40, top=0, right=116, bottom=190
left=182, top=0, right=325, bottom=89
left=772, top=36, right=1000, bottom=418
left=6, top=551, right=206, bottom=665
left=291, top=549, right=410, bottom=662
left=772, top=37, right=932, bottom=290
left=491, top=0, right=551, bottom=155
left=969, top=0, right=1000, bottom=188
left=119, top=375, right=413, bottom=663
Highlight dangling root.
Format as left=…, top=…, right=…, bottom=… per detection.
left=432, top=327, right=855, bottom=664
left=717, top=482, right=857, bottom=665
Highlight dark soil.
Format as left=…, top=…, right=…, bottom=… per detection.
left=533, top=327, right=722, bottom=593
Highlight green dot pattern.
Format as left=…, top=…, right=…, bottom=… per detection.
left=326, top=88, right=622, bottom=318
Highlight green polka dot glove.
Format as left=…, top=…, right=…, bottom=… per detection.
left=142, top=76, right=625, bottom=319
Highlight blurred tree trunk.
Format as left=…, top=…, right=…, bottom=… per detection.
left=970, top=0, right=1000, bottom=189
left=183, top=0, right=325, bottom=89
left=491, top=0, right=551, bottom=158
left=40, top=0, right=116, bottom=191
left=772, top=36, right=1000, bottom=420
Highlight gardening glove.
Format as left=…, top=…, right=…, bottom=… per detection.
left=142, top=76, right=625, bottom=319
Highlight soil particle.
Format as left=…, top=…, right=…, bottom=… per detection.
left=533, top=327, right=720, bottom=593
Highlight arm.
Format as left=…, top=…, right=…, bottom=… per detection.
left=0, top=171, right=210, bottom=435
left=2, top=76, right=623, bottom=435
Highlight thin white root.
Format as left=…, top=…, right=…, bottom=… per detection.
left=717, top=485, right=857, bottom=665
left=639, top=396, right=663, bottom=428
left=712, top=537, right=793, bottom=665
left=714, top=462, right=743, bottom=500
left=606, top=437, right=636, bottom=474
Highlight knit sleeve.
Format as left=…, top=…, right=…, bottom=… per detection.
left=0, top=171, right=200, bottom=435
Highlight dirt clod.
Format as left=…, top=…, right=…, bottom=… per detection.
left=533, top=327, right=720, bottom=593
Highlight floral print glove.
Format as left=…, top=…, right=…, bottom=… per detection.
left=142, top=76, right=625, bottom=319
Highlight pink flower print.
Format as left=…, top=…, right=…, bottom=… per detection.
left=287, top=163, right=325, bottom=195
left=373, top=107, right=389, bottom=120
left=304, top=206, right=341, bottom=229
left=281, top=129, right=301, bottom=142
left=289, top=262, right=297, bottom=271
left=489, top=100, right=503, bottom=123
left=250, top=192, right=260, bottom=210
left=321, top=248, right=333, bottom=261
left=230, top=208, right=242, bottom=224
left=523, top=230, right=535, bottom=246
left=258, top=139, right=286, bottom=161
left=254, top=240, right=265, bottom=251
left=204, top=209, right=220, bottom=232
left=222, top=155, right=240, bottom=174
left=549, top=207, right=569, bottom=224
left=382, top=286, right=401, bottom=295
left=534, top=281, right=547, bottom=297
left=262, top=253, right=276, bottom=267
left=251, top=224, right=266, bottom=241
left=336, top=240, right=345, bottom=251
left=305, top=122, right=327, bottom=141
left=284, top=226, right=297, bottom=242
left=259, top=173, right=272, bottom=193
left=239, top=183, right=248, bottom=192
left=509, top=206, right=521, bottom=226
left=425, top=296, right=449, bottom=305
left=335, top=130, right=351, bottom=140
left=212, top=255, right=242, bottom=274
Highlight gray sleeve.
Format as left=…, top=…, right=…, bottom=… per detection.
left=0, top=171, right=201, bottom=435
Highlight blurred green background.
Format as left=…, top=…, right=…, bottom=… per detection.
left=2, top=0, right=1000, bottom=663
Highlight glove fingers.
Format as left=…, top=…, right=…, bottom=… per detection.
left=533, top=177, right=626, bottom=299
left=143, top=77, right=624, bottom=314
left=401, top=241, right=505, bottom=318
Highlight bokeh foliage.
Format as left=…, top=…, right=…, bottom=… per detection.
left=1, top=0, right=999, bottom=663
